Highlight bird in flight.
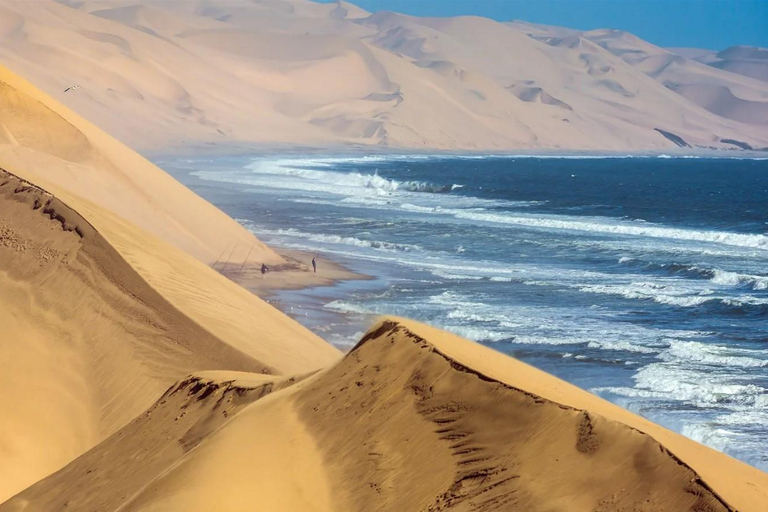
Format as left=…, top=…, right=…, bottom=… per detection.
left=63, top=85, right=80, bottom=93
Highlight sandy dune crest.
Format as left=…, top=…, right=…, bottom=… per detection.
left=6, top=318, right=767, bottom=511
left=0, top=64, right=341, bottom=500
left=0, top=55, right=340, bottom=502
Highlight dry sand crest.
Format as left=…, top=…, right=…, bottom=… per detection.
left=4, top=319, right=768, bottom=511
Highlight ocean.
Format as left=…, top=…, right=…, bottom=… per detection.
left=160, top=153, right=768, bottom=471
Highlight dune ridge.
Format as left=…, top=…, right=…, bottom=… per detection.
left=6, top=318, right=768, bottom=511
left=0, top=371, right=299, bottom=512
left=0, top=0, right=765, bottom=152
left=0, top=61, right=343, bottom=500
left=0, top=164, right=339, bottom=502
left=0, top=167, right=257, bottom=499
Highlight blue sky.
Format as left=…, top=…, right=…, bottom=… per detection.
left=320, top=0, right=768, bottom=50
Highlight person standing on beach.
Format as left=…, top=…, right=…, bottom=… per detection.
left=261, top=263, right=269, bottom=278
left=312, top=256, right=317, bottom=274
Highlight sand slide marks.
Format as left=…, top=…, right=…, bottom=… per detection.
left=295, top=319, right=737, bottom=512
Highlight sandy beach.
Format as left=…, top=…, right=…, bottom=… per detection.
left=220, top=247, right=370, bottom=295
left=1, top=1, right=767, bottom=511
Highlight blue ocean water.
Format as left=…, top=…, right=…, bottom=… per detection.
left=161, top=154, right=768, bottom=471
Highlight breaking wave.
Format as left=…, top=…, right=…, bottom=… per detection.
left=189, top=153, right=768, bottom=471
left=443, top=210, right=768, bottom=251
left=245, top=158, right=460, bottom=194
left=617, top=258, right=768, bottom=290
left=244, top=225, right=422, bottom=253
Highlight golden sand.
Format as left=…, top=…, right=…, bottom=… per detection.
left=0, top=9, right=767, bottom=510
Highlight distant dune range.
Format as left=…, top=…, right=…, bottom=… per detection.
left=671, top=46, right=768, bottom=85
left=0, top=0, right=766, bottom=152
left=2, top=1, right=768, bottom=511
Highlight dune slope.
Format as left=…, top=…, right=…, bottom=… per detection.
left=0, top=46, right=343, bottom=503
left=0, top=169, right=261, bottom=500
left=0, top=61, right=280, bottom=267
left=7, top=318, right=767, bottom=511
left=0, top=372, right=298, bottom=512
left=0, top=168, right=339, bottom=502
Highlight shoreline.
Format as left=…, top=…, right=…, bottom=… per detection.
left=219, top=247, right=372, bottom=298
left=219, top=247, right=377, bottom=352
left=147, top=142, right=768, bottom=162
left=159, top=160, right=373, bottom=329
left=162, top=151, right=768, bottom=469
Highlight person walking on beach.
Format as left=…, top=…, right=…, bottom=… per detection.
left=312, top=256, right=317, bottom=274
left=261, top=263, right=269, bottom=278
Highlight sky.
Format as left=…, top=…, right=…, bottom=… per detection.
left=320, top=0, right=768, bottom=50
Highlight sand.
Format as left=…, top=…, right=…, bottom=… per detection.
left=5, top=318, right=768, bottom=511
left=0, top=60, right=340, bottom=501
left=0, top=0, right=765, bottom=153
left=220, top=248, right=369, bottom=295
left=1, top=1, right=768, bottom=510
left=673, top=46, right=768, bottom=84
left=0, top=167, right=339, bottom=502
left=0, top=61, right=282, bottom=267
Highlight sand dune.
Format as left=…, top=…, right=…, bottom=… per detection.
left=0, top=371, right=304, bottom=512
left=673, top=46, right=768, bottom=84
left=6, top=318, right=768, bottom=511
left=0, top=61, right=280, bottom=267
left=709, top=46, right=768, bottom=83
left=577, top=30, right=768, bottom=126
left=667, top=82, right=768, bottom=126
left=0, top=62, right=340, bottom=499
left=2, top=2, right=768, bottom=510
left=0, top=168, right=338, bottom=502
left=0, top=64, right=339, bottom=500
left=0, top=0, right=765, bottom=151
